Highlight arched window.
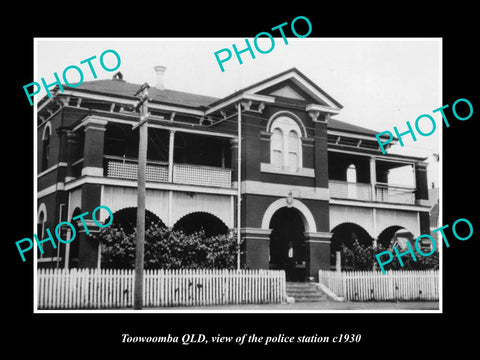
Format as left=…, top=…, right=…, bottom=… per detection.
left=41, top=125, right=51, bottom=171
left=288, top=130, right=300, bottom=171
left=270, top=116, right=302, bottom=171
left=271, top=128, right=283, bottom=167
left=37, top=205, right=47, bottom=259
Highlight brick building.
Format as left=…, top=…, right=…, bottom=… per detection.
left=36, top=67, right=431, bottom=280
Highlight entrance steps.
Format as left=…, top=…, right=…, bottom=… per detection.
left=286, top=282, right=328, bottom=303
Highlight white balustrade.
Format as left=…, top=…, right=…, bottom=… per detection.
left=173, top=163, right=232, bottom=188
left=107, top=159, right=169, bottom=183
left=106, top=158, right=232, bottom=188
left=329, top=180, right=372, bottom=201
left=375, top=185, right=415, bottom=205
left=329, top=180, right=415, bottom=204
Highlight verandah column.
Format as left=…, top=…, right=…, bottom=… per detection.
left=240, top=228, right=271, bottom=269
left=65, top=131, right=81, bottom=182
left=304, top=231, right=332, bottom=281
left=369, top=156, right=376, bottom=201
left=78, top=117, right=107, bottom=268
left=229, top=138, right=238, bottom=187
left=81, top=117, right=107, bottom=176
left=168, top=129, right=175, bottom=182
left=76, top=211, right=103, bottom=269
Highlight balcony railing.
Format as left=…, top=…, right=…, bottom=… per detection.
left=329, top=180, right=372, bottom=201
left=106, top=157, right=169, bottom=182
left=329, top=180, right=415, bottom=204
left=375, top=184, right=415, bottom=205
left=105, top=156, right=232, bottom=188
left=173, top=163, right=232, bottom=188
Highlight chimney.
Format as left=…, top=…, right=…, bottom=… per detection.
left=154, top=65, right=166, bottom=90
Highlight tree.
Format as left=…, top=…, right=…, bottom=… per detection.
left=97, top=220, right=238, bottom=269
left=340, top=239, right=439, bottom=271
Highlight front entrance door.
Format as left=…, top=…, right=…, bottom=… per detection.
left=269, top=207, right=306, bottom=281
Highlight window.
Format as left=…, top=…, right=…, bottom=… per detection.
left=346, top=164, right=357, bottom=183
left=41, top=125, right=51, bottom=171
left=37, top=206, right=47, bottom=259
left=347, top=164, right=357, bottom=198
left=288, top=130, right=299, bottom=170
left=269, top=116, right=302, bottom=171
left=271, top=128, right=283, bottom=167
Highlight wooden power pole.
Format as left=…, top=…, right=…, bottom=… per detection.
left=132, top=83, right=150, bottom=310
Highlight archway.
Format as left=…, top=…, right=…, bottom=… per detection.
left=330, top=222, right=373, bottom=269
left=269, top=207, right=306, bottom=281
left=106, top=207, right=165, bottom=235
left=173, top=212, right=229, bottom=237
left=261, top=198, right=316, bottom=233
left=377, top=226, right=414, bottom=249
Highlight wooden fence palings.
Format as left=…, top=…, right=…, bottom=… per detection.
left=318, top=270, right=439, bottom=301
left=37, top=268, right=286, bottom=309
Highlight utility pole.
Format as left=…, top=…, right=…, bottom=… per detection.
left=236, top=103, right=242, bottom=270
left=132, top=83, right=150, bottom=310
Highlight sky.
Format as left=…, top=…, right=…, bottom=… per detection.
left=35, top=37, right=441, bottom=187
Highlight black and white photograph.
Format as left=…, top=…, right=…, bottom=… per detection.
left=32, top=38, right=441, bottom=313
left=5, top=9, right=478, bottom=355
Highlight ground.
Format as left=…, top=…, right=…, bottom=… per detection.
left=145, top=301, right=439, bottom=311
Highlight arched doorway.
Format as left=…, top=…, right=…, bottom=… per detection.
left=269, top=207, right=306, bottom=281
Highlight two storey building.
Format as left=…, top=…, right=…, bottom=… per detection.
left=36, top=67, right=431, bottom=281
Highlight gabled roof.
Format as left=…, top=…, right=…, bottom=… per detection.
left=206, top=67, right=343, bottom=110
left=53, top=69, right=391, bottom=138
left=63, top=79, right=219, bottom=108
left=328, top=118, right=385, bottom=138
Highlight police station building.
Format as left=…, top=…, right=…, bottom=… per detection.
left=36, top=67, right=431, bottom=281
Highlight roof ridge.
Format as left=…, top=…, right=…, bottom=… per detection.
left=69, top=78, right=219, bottom=98
left=63, top=78, right=219, bottom=108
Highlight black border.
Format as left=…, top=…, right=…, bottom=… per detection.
left=6, top=8, right=478, bottom=355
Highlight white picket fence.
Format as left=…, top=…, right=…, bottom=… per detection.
left=37, top=268, right=287, bottom=309
left=318, top=270, right=439, bottom=301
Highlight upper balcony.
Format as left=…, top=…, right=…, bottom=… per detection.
left=328, top=150, right=423, bottom=206
left=328, top=180, right=415, bottom=205
left=66, top=121, right=235, bottom=190
left=61, top=119, right=427, bottom=203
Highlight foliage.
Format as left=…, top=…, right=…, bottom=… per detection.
left=97, top=221, right=238, bottom=270
left=340, top=239, right=439, bottom=271
left=381, top=242, right=439, bottom=271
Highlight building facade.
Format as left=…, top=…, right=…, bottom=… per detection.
left=36, top=67, right=431, bottom=281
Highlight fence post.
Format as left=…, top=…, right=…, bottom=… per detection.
left=336, top=251, right=341, bottom=272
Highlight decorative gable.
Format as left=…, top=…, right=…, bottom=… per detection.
left=205, top=68, right=343, bottom=118
left=269, top=86, right=305, bottom=100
